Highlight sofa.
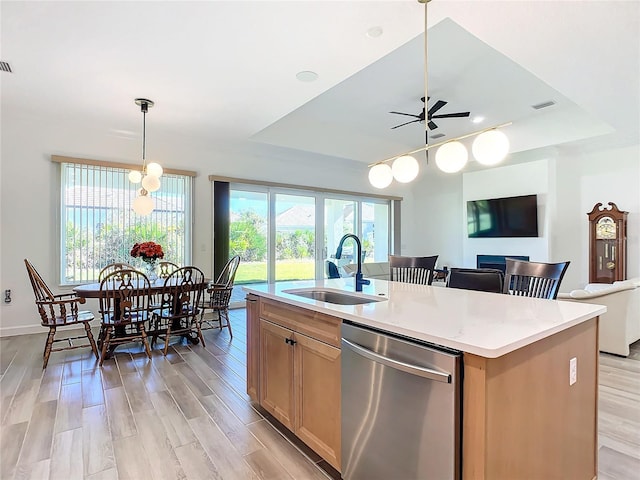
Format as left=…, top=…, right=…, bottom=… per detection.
left=558, top=278, right=640, bottom=356
left=342, top=262, right=390, bottom=280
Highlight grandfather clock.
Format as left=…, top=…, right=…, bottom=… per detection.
left=588, top=202, right=628, bottom=283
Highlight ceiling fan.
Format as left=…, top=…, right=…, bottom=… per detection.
left=390, top=97, right=470, bottom=131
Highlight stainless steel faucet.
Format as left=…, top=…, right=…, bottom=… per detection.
left=335, top=234, right=370, bottom=292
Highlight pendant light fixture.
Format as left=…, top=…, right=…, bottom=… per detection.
left=130, top=98, right=163, bottom=215
left=368, top=0, right=511, bottom=188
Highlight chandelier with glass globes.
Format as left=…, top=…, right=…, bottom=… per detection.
left=129, top=98, right=163, bottom=215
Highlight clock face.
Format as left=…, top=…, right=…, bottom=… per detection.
left=596, top=216, right=617, bottom=240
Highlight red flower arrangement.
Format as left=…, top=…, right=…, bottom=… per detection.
left=130, top=241, right=164, bottom=263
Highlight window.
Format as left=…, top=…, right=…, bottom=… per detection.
left=60, top=161, right=193, bottom=284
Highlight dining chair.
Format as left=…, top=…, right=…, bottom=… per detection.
left=389, top=255, right=439, bottom=285
left=158, top=261, right=180, bottom=279
left=98, top=268, right=153, bottom=365
left=24, top=259, right=99, bottom=369
left=326, top=260, right=341, bottom=279
left=503, top=259, right=570, bottom=299
left=98, top=262, right=135, bottom=282
left=151, top=266, right=206, bottom=355
left=198, top=256, right=241, bottom=340
left=446, top=267, right=504, bottom=293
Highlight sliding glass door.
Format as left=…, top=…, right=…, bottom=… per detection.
left=229, top=189, right=268, bottom=285
left=275, top=193, right=316, bottom=281
left=228, top=184, right=391, bottom=285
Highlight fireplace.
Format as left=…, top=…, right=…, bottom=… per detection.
left=477, top=255, right=529, bottom=273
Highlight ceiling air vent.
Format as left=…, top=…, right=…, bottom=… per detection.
left=532, top=100, right=556, bottom=110
left=0, top=61, right=12, bottom=73
left=430, top=133, right=446, bottom=139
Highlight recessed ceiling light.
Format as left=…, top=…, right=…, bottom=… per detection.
left=366, top=26, right=383, bottom=38
left=296, top=71, right=318, bottom=82
left=472, top=116, right=485, bottom=124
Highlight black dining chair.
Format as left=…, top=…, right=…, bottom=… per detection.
left=326, top=260, right=341, bottom=279
left=389, top=255, right=439, bottom=285
left=446, top=268, right=504, bottom=293
left=503, top=259, right=570, bottom=299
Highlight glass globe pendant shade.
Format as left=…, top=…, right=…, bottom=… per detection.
left=368, top=163, right=393, bottom=189
left=472, top=130, right=509, bottom=165
left=146, top=162, right=164, bottom=178
left=391, top=155, right=419, bottom=183
left=128, top=170, right=142, bottom=183
left=141, top=174, right=161, bottom=192
left=132, top=194, right=154, bottom=215
left=435, top=141, right=468, bottom=173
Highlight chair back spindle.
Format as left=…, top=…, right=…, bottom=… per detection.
left=389, top=255, right=439, bottom=286
left=503, top=259, right=570, bottom=299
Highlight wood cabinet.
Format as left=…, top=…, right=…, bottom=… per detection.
left=248, top=297, right=341, bottom=471
left=462, top=318, right=598, bottom=479
left=246, top=293, right=260, bottom=402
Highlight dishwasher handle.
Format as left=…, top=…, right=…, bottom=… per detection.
left=342, top=338, right=452, bottom=383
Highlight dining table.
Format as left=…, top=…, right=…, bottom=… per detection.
left=74, top=276, right=210, bottom=354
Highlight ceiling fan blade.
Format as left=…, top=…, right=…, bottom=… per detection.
left=428, top=120, right=438, bottom=130
left=389, top=111, right=422, bottom=118
left=391, top=119, right=421, bottom=129
left=427, top=100, right=447, bottom=117
left=431, top=112, right=471, bottom=119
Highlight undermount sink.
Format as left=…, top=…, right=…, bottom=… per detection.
left=283, top=288, right=386, bottom=305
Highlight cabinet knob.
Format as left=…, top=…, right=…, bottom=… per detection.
left=285, top=337, right=297, bottom=346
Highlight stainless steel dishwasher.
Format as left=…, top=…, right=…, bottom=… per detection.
left=341, top=321, right=462, bottom=480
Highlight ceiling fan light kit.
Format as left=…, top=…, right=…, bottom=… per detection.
left=392, top=155, right=420, bottom=183
left=435, top=141, right=468, bottom=173
left=472, top=130, right=510, bottom=165
left=130, top=98, right=163, bottom=215
left=368, top=163, right=394, bottom=189
left=368, top=0, right=511, bottom=188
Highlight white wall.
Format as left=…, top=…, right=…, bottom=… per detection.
left=462, top=159, right=553, bottom=267
left=554, top=144, right=640, bottom=290
left=408, top=161, right=464, bottom=269
left=0, top=112, right=405, bottom=336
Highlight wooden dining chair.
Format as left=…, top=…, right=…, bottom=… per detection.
left=389, top=255, right=439, bottom=285
left=158, top=261, right=180, bottom=279
left=24, top=259, right=100, bottom=369
left=98, top=268, right=153, bottom=365
left=151, top=266, right=206, bottom=355
left=503, top=259, right=570, bottom=299
left=198, top=256, right=240, bottom=340
left=446, top=267, right=504, bottom=293
left=98, top=262, right=135, bottom=282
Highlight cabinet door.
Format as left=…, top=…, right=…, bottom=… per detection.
left=259, top=319, right=295, bottom=430
left=246, top=294, right=260, bottom=402
left=294, top=333, right=341, bottom=471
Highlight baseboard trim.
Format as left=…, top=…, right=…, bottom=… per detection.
left=0, top=324, right=46, bottom=337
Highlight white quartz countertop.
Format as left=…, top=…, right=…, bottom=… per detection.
left=243, top=278, right=606, bottom=358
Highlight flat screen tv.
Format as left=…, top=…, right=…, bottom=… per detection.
left=467, top=194, right=539, bottom=238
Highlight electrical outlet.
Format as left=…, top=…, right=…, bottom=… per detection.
left=569, top=357, right=577, bottom=385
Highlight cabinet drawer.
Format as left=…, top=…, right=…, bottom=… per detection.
left=260, top=297, right=341, bottom=348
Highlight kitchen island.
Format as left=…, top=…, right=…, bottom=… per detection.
left=244, top=278, right=605, bottom=479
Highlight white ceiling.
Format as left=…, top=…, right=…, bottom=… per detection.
left=2, top=1, right=639, bottom=167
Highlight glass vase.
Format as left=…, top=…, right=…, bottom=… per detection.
left=144, top=259, right=158, bottom=284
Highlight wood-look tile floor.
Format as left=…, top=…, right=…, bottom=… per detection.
left=1, top=309, right=639, bottom=480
